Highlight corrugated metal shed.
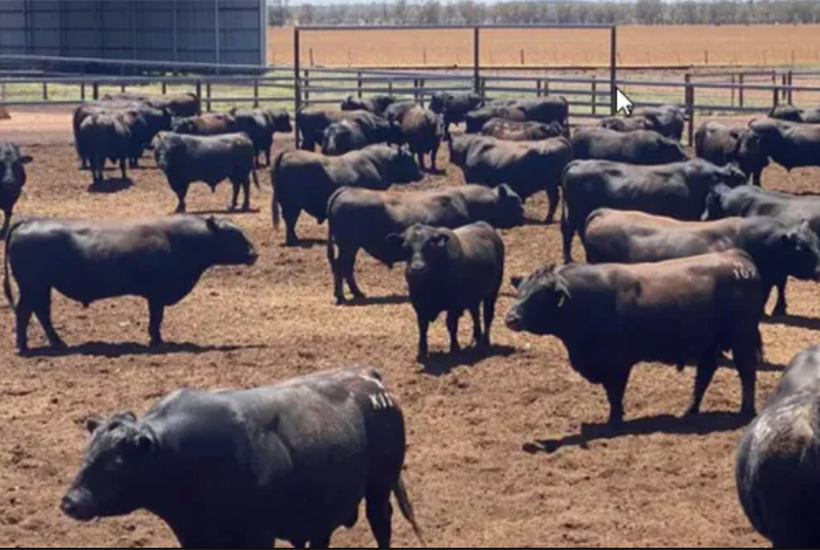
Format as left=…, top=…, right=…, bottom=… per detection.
left=0, top=0, right=267, bottom=68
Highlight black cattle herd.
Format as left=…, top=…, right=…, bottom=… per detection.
left=1, top=88, right=820, bottom=547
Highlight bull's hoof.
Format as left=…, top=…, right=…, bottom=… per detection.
left=770, top=305, right=787, bottom=318
left=740, top=406, right=757, bottom=420
left=49, top=339, right=68, bottom=350
left=241, top=204, right=251, bottom=212
left=149, top=338, right=164, bottom=348
left=334, top=296, right=346, bottom=306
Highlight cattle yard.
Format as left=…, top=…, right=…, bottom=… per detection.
left=0, top=108, right=817, bottom=547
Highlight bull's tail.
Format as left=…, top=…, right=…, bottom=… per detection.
left=393, top=475, right=425, bottom=546
left=271, top=150, right=286, bottom=229
left=3, top=219, right=22, bottom=312
left=326, top=188, right=344, bottom=271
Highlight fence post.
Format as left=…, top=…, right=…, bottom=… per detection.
left=544, top=79, right=549, bottom=97
left=254, top=80, right=259, bottom=108
left=592, top=78, right=597, bottom=115
left=473, top=26, right=480, bottom=95
left=42, top=82, right=47, bottom=101
left=195, top=80, right=202, bottom=115
left=788, top=71, right=794, bottom=105
left=419, top=79, right=426, bottom=107
left=357, top=72, right=363, bottom=99
left=610, top=26, right=618, bottom=116
left=93, top=81, right=99, bottom=101
left=731, top=74, right=736, bottom=107
left=739, top=73, right=744, bottom=108
left=304, top=70, right=310, bottom=103
left=536, top=79, right=542, bottom=98
left=388, top=79, right=393, bottom=96
left=162, top=81, right=167, bottom=95
left=120, top=82, right=126, bottom=93
left=772, top=80, right=779, bottom=108
left=206, top=83, right=212, bottom=112
left=781, top=74, right=788, bottom=101
left=685, top=74, right=695, bottom=147
left=414, top=79, right=419, bottom=102
left=81, top=82, right=85, bottom=101
left=293, top=26, right=301, bottom=147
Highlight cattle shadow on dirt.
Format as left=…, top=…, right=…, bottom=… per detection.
left=525, top=412, right=750, bottom=455
left=22, top=341, right=267, bottom=359
left=87, top=178, right=134, bottom=194
left=422, top=344, right=516, bottom=376
left=762, top=314, right=820, bottom=332
left=190, top=208, right=262, bottom=216
left=287, top=237, right=328, bottom=249
left=344, top=294, right=410, bottom=307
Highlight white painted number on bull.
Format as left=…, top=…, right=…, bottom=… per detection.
left=733, top=262, right=756, bottom=280
left=369, top=392, right=395, bottom=410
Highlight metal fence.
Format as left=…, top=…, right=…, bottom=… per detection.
left=3, top=50, right=820, bottom=147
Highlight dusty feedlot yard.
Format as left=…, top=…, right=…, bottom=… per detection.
left=1, top=110, right=819, bottom=548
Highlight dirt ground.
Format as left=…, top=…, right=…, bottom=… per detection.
left=1, top=109, right=820, bottom=548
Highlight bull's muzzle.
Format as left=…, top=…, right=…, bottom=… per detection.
left=61, top=491, right=96, bottom=522
left=504, top=311, right=525, bottom=332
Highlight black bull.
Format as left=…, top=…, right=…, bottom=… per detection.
left=61, top=367, right=424, bottom=549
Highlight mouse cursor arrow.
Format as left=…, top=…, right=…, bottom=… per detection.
left=615, top=88, right=634, bottom=117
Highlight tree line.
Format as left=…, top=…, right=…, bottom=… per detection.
left=267, top=0, right=820, bottom=27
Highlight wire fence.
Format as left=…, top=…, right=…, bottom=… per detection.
left=3, top=53, right=820, bottom=147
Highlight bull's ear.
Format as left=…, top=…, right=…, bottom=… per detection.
left=432, top=233, right=451, bottom=247
left=556, top=281, right=572, bottom=308
left=19, top=155, right=33, bottom=164
left=133, top=433, right=156, bottom=458
left=206, top=216, right=219, bottom=232
left=85, top=417, right=103, bottom=434
left=384, top=233, right=405, bottom=252
left=510, top=276, right=523, bottom=290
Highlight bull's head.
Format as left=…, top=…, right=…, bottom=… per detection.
left=0, top=145, right=32, bottom=190
left=61, top=412, right=156, bottom=523
left=505, top=265, right=571, bottom=336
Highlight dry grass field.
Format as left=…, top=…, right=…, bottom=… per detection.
left=1, top=108, right=820, bottom=547
left=269, top=24, right=820, bottom=68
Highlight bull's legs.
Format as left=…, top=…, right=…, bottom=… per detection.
left=148, top=300, right=165, bottom=347
left=33, top=292, right=65, bottom=349
left=431, top=144, right=439, bottom=172
left=120, top=157, right=127, bottom=180
left=561, top=216, right=575, bottom=264
left=483, top=293, right=497, bottom=348
left=242, top=179, right=251, bottom=212
left=545, top=186, right=560, bottom=225
left=282, top=208, right=301, bottom=246
left=604, top=366, right=631, bottom=426
left=341, top=251, right=365, bottom=300
left=229, top=181, right=241, bottom=212
left=1, top=210, right=9, bottom=240
left=14, top=295, right=34, bottom=353
left=469, top=304, right=483, bottom=348
left=446, top=310, right=461, bottom=354
left=772, top=279, right=788, bottom=317
left=366, top=487, right=394, bottom=549
left=685, top=349, right=719, bottom=417
left=174, top=187, right=188, bottom=214
left=416, top=152, right=426, bottom=172
left=264, top=147, right=272, bottom=167
left=734, top=335, right=760, bottom=418
left=416, top=316, right=430, bottom=360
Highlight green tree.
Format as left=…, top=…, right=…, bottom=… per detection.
left=635, top=0, right=665, bottom=24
